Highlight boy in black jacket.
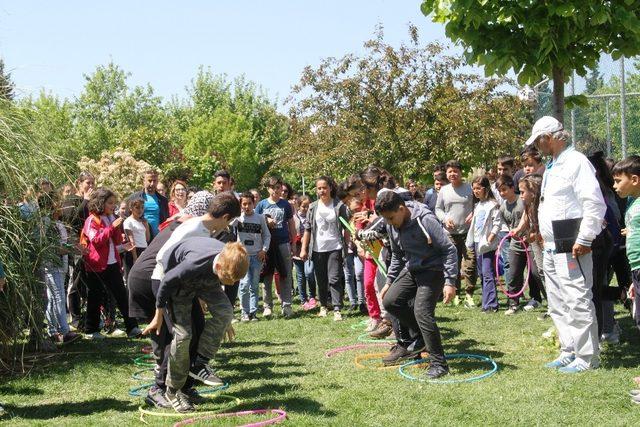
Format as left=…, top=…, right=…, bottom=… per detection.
left=376, top=191, right=458, bottom=379
left=144, top=237, right=249, bottom=413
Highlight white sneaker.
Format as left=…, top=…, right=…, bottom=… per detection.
left=334, top=311, right=343, bottom=322
left=542, top=326, right=556, bottom=339
left=263, top=307, right=272, bottom=317
left=109, top=328, right=126, bottom=337
left=85, top=332, right=106, bottom=340
left=365, top=318, right=381, bottom=332
left=523, top=300, right=540, bottom=312
left=504, top=306, right=519, bottom=316
left=318, top=307, right=328, bottom=317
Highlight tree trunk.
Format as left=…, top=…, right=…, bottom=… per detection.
left=552, top=66, right=564, bottom=124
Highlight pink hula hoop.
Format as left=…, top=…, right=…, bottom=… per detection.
left=173, top=409, right=287, bottom=427
left=494, top=233, right=532, bottom=299
left=325, top=343, right=393, bottom=358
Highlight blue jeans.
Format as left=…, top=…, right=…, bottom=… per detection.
left=44, top=268, right=70, bottom=336
left=239, top=255, right=262, bottom=315
left=293, top=258, right=316, bottom=302
left=344, top=253, right=365, bottom=305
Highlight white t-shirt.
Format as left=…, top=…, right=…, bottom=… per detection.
left=124, top=216, right=149, bottom=249
left=313, top=200, right=342, bottom=253
left=151, top=216, right=212, bottom=280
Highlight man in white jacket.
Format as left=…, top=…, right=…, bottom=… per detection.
left=525, top=116, right=606, bottom=373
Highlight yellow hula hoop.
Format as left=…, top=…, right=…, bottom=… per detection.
left=137, top=395, right=242, bottom=424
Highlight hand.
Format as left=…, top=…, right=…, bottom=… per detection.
left=77, top=243, right=89, bottom=256
left=112, top=217, right=124, bottom=228
left=572, top=243, right=592, bottom=259
left=444, top=218, right=455, bottom=230
left=0, top=277, right=5, bottom=292
left=123, top=241, right=136, bottom=252
left=142, top=310, right=164, bottom=336
left=352, top=211, right=368, bottom=222
left=465, top=212, right=473, bottom=225
left=83, top=187, right=94, bottom=201
left=442, top=285, right=456, bottom=304
left=621, top=228, right=627, bottom=236
left=629, top=286, right=635, bottom=300
left=380, top=283, right=390, bottom=300
left=257, top=250, right=266, bottom=262
left=300, top=249, right=308, bottom=261
left=487, top=234, right=495, bottom=244
left=224, top=325, right=236, bottom=342
left=266, top=217, right=276, bottom=229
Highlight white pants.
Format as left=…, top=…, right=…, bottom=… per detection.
left=543, top=250, right=599, bottom=366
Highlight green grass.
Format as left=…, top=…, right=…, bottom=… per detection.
left=1, top=301, right=639, bottom=426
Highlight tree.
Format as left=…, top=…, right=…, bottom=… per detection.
left=0, top=59, right=15, bottom=101
left=421, top=0, right=640, bottom=123
left=277, top=26, right=529, bottom=182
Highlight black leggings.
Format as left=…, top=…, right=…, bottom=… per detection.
left=85, top=263, right=138, bottom=334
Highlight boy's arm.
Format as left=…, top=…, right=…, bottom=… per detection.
left=384, top=226, right=405, bottom=286
left=424, top=216, right=459, bottom=286
left=261, top=215, right=271, bottom=252
left=435, top=189, right=446, bottom=222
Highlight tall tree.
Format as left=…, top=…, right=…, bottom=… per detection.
left=421, top=0, right=640, bottom=123
left=0, top=59, right=15, bottom=101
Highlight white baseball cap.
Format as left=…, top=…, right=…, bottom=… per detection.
left=524, top=116, right=564, bottom=146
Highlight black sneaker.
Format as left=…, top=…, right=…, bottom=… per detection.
left=189, top=363, right=224, bottom=386
left=182, top=387, right=206, bottom=404
left=349, top=304, right=358, bottom=311
left=359, top=303, right=369, bottom=315
left=382, top=344, right=422, bottom=366
left=165, top=389, right=194, bottom=413
left=145, top=386, right=171, bottom=409
left=426, top=364, right=450, bottom=379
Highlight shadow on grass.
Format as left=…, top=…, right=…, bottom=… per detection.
left=234, top=396, right=338, bottom=418
left=223, top=340, right=296, bottom=349
left=4, top=398, right=136, bottom=420
left=0, top=385, right=44, bottom=396
left=600, top=316, right=640, bottom=369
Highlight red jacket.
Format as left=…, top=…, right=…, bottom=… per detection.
left=81, top=214, right=123, bottom=273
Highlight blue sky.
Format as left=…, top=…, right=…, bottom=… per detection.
left=0, top=1, right=449, bottom=105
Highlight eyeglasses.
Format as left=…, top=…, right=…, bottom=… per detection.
left=175, top=188, right=186, bottom=193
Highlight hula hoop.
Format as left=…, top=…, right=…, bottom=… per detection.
left=349, top=319, right=369, bottom=330
left=129, top=383, right=230, bottom=397
left=132, top=368, right=155, bottom=381
left=134, top=354, right=156, bottom=367
left=325, top=343, right=393, bottom=358
left=354, top=353, right=398, bottom=370
left=141, top=345, right=153, bottom=354
left=137, top=395, right=242, bottom=423
left=398, top=353, right=498, bottom=384
left=357, top=332, right=396, bottom=343
left=173, top=409, right=288, bottom=427
left=495, top=234, right=532, bottom=299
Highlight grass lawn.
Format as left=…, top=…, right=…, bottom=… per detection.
left=1, top=301, right=639, bottom=426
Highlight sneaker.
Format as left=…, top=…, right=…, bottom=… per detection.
left=282, top=305, right=293, bottom=318
left=231, top=318, right=239, bottom=324
left=365, top=318, right=381, bottom=332
left=334, top=311, right=343, bottom=321
left=241, top=313, right=250, bottom=322
left=263, top=307, right=272, bottom=317
left=349, top=304, right=358, bottom=312
left=0, top=403, right=4, bottom=416
left=544, top=354, right=575, bottom=369
left=504, top=306, right=519, bottom=316
left=632, top=394, right=640, bottom=405
left=84, top=332, right=106, bottom=340
left=523, top=299, right=540, bottom=312
left=359, top=303, right=368, bottom=315
left=558, top=360, right=593, bottom=374
left=600, top=330, right=620, bottom=345
left=452, top=295, right=460, bottom=306
left=628, top=389, right=640, bottom=397
left=481, top=308, right=498, bottom=314
left=542, top=326, right=556, bottom=339
left=145, top=386, right=171, bottom=409
left=189, top=363, right=224, bottom=386
left=537, top=312, right=550, bottom=321
left=109, top=328, right=127, bottom=337
left=318, top=307, right=328, bottom=317
left=382, top=344, right=422, bottom=366
left=250, top=314, right=259, bottom=322
left=165, top=389, right=195, bottom=413
left=308, top=298, right=317, bottom=308
left=369, top=320, right=393, bottom=339
left=425, top=364, right=450, bottom=379
left=128, top=327, right=143, bottom=338
left=63, top=332, right=81, bottom=345
left=464, top=293, right=476, bottom=308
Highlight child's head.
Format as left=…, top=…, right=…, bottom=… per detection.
left=282, top=182, right=293, bottom=201
left=612, top=155, right=640, bottom=198
left=521, top=148, right=543, bottom=175
left=375, top=190, right=409, bottom=228
left=495, top=175, right=516, bottom=201
left=518, top=174, right=542, bottom=206
left=239, top=192, right=255, bottom=215
left=76, top=171, right=95, bottom=195
left=298, top=195, right=311, bottom=214
left=215, top=242, right=250, bottom=285
left=119, top=201, right=128, bottom=218
left=264, top=176, right=284, bottom=200
left=434, top=171, right=448, bottom=191
left=361, top=166, right=394, bottom=197
left=61, top=183, right=74, bottom=198
left=88, top=188, right=117, bottom=216
left=342, top=174, right=364, bottom=202
left=213, top=170, right=232, bottom=193
left=471, top=176, right=493, bottom=201
left=249, top=189, right=261, bottom=204
left=406, top=179, right=418, bottom=193
left=445, top=160, right=463, bottom=185
left=128, top=198, right=144, bottom=218
left=208, top=191, right=241, bottom=223
left=496, top=155, right=515, bottom=177
left=157, top=182, right=167, bottom=197
left=349, top=197, right=363, bottom=213
left=315, top=176, right=336, bottom=200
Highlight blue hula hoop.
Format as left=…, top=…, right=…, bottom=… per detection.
left=398, top=353, right=498, bottom=384
left=128, top=382, right=230, bottom=397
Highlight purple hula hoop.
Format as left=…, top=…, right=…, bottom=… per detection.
left=173, top=409, right=287, bottom=427
left=494, top=233, right=532, bottom=299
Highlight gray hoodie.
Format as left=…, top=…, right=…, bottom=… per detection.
left=385, top=202, right=458, bottom=286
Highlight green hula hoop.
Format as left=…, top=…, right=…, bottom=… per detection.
left=350, top=320, right=369, bottom=330
left=132, top=368, right=156, bottom=381
left=134, top=354, right=156, bottom=368
left=138, top=394, right=242, bottom=422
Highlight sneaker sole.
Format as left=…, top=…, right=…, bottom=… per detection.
left=188, top=372, right=224, bottom=387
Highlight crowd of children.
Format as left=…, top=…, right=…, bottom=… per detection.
left=3, top=115, right=640, bottom=410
